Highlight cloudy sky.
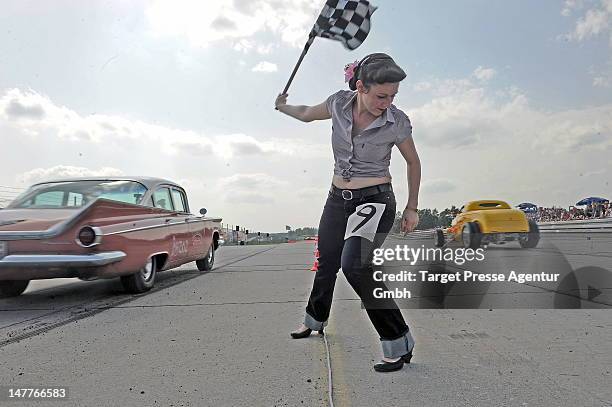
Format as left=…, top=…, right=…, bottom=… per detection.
left=1, top=0, right=611, bottom=232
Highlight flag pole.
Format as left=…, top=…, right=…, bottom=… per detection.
left=281, top=34, right=315, bottom=95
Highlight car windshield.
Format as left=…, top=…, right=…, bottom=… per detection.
left=7, top=180, right=148, bottom=209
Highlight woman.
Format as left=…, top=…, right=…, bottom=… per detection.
left=275, top=53, right=421, bottom=373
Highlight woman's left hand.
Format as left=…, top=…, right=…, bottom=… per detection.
left=401, top=208, right=419, bottom=233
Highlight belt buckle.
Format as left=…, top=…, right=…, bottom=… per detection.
left=341, top=190, right=353, bottom=200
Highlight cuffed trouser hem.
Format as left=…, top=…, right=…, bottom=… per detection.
left=304, top=313, right=327, bottom=331
left=381, top=330, right=415, bottom=359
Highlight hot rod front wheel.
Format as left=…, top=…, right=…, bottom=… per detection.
left=519, top=219, right=540, bottom=249
left=196, top=244, right=215, bottom=271
left=121, top=256, right=157, bottom=293
left=434, top=228, right=445, bottom=248
left=462, top=222, right=482, bottom=249
left=0, top=280, right=30, bottom=298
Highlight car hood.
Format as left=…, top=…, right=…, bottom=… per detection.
left=0, top=208, right=80, bottom=232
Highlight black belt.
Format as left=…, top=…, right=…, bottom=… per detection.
left=330, top=183, right=393, bottom=200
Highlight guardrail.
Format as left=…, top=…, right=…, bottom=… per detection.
left=391, top=218, right=612, bottom=240
left=538, top=218, right=612, bottom=233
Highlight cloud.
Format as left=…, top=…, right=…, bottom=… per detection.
left=145, top=0, right=321, bottom=49
left=404, top=72, right=612, bottom=152
left=226, top=192, right=274, bottom=204
left=561, top=0, right=585, bottom=16
left=218, top=173, right=287, bottom=203
left=590, top=57, right=612, bottom=87
left=211, top=15, right=238, bottom=31
left=211, top=134, right=297, bottom=158
left=472, top=66, right=496, bottom=82
left=18, top=165, right=124, bottom=185
left=421, top=179, right=457, bottom=194
left=4, top=98, right=45, bottom=120
left=251, top=61, right=278, bottom=73
left=407, top=86, right=523, bottom=148
left=219, top=173, right=287, bottom=190
left=233, top=40, right=277, bottom=54
left=0, top=88, right=299, bottom=161
left=413, top=81, right=433, bottom=92
left=593, top=76, right=612, bottom=88
left=171, top=140, right=214, bottom=156
left=532, top=107, right=612, bottom=152
left=229, top=140, right=267, bottom=155
left=593, top=75, right=612, bottom=87
left=561, top=0, right=611, bottom=44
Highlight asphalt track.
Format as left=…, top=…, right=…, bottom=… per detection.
left=0, top=232, right=611, bottom=406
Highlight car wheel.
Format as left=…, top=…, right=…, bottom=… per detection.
left=0, top=280, right=30, bottom=298
left=434, top=228, right=445, bottom=248
left=462, top=222, right=482, bottom=249
left=519, top=219, right=540, bottom=249
left=196, top=244, right=215, bottom=271
left=121, top=256, right=157, bottom=293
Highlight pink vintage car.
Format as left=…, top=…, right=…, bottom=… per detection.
left=0, top=177, right=222, bottom=297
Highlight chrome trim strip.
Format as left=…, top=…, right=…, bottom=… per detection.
left=0, top=251, right=126, bottom=268
left=104, top=220, right=193, bottom=236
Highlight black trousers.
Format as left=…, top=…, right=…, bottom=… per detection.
left=305, top=186, right=409, bottom=340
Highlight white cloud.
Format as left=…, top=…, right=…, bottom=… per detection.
left=0, top=88, right=298, bottom=161
left=145, top=0, right=321, bottom=49
left=413, top=81, right=433, bottom=92
left=18, top=166, right=124, bottom=185
left=472, top=66, right=496, bottom=82
left=561, top=0, right=585, bottom=16
left=531, top=106, right=612, bottom=153
left=404, top=73, right=612, bottom=153
left=593, top=75, right=612, bottom=87
left=562, top=0, right=611, bottom=44
left=251, top=61, right=278, bottom=73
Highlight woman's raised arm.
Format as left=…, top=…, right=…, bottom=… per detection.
left=275, top=93, right=331, bottom=122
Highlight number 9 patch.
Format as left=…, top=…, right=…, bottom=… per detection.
left=344, top=203, right=387, bottom=242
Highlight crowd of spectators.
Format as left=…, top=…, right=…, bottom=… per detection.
left=529, top=201, right=611, bottom=222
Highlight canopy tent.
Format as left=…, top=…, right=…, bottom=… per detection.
left=516, top=202, right=538, bottom=212
left=575, top=197, right=609, bottom=206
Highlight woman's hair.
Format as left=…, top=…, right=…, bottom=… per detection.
left=348, top=53, right=406, bottom=91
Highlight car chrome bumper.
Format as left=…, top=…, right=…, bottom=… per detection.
left=0, top=251, right=126, bottom=268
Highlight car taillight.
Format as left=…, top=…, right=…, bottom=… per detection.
left=77, top=226, right=100, bottom=247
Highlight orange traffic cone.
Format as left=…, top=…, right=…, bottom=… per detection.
left=310, top=239, right=320, bottom=271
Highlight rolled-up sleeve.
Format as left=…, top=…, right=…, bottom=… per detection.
left=394, top=113, right=413, bottom=146
left=325, top=90, right=344, bottom=115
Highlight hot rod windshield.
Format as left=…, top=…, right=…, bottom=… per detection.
left=7, top=180, right=148, bottom=209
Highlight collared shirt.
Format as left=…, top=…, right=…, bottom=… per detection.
left=325, top=90, right=413, bottom=181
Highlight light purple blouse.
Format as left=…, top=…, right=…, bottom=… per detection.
left=325, top=90, right=413, bottom=181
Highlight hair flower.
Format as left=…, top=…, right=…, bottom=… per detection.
left=344, top=60, right=359, bottom=83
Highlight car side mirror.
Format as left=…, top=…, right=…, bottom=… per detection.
left=199, top=208, right=207, bottom=216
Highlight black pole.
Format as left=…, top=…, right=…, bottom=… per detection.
left=281, top=35, right=315, bottom=95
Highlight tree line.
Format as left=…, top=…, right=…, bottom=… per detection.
left=391, top=206, right=461, bottom=233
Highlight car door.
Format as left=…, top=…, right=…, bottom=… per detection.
left=153, top=186, right=190, bottom=266
left=170, top=188, right=209, bottom=262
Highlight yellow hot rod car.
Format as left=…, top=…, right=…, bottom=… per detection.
left=434, top=200, right=540, bottom=249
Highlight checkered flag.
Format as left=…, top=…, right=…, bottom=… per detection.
left=279, top=0, right=378, bottom=94
left=310, top=0, right=377, bottom=50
